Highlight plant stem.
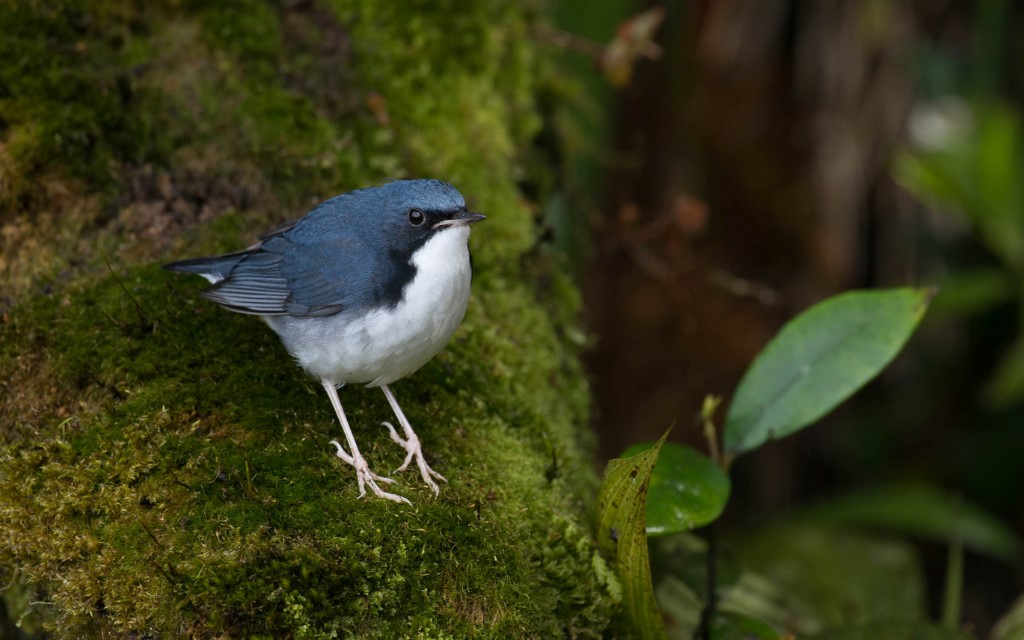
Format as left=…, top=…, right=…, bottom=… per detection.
left=941, top=537, right=964, bottom=630
left=696, top=521, right=718, bottom=639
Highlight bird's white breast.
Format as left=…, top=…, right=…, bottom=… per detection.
left=264, top=226, right=473, bottom=386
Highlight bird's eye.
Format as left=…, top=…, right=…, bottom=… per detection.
left=408, top=209, right=425, bottom=226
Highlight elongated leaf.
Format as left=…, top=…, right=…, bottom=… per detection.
left=796, top=484, right=1021, bottom=562
left=723, top=288, right=931, bottom=455
left=597, top=431, right=669, bottom=639
left=622, top=442, right=730, bottom=536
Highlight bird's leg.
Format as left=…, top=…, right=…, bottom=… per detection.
left=321, top=380, right=411, bottom=505
left=380, top=384, right=447, bottom=496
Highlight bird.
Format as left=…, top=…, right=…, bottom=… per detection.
left=164, top=179, right=485, bottom=504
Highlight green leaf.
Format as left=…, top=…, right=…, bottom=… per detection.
left=723, top=288, right=931, bottom=455
left=597, top=431, right=669, bottom=639
left=796, top=484, right=1021, bottom=562
left=941, top=539, right=963, bottom=630
left=811, top=623, right=974, bottom=640
left=650, top=538, right=782, bottom=640
left=928, top=267, right=1016, bottom=317
left=731, top=523, right=927, bottom=633
left=622, top=442, right=731, bottom=536
left=992, top=592, right=1024, bottom=640
left=983, top=332, right=1024, bottom=408
left=895, top=103, right=1024, bottom=273
left=654, top=574, right=702, bottom=640
left=710, top=612, right=784, bottom=640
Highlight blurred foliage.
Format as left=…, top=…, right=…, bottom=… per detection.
left=576, top=0, right=1024, bottom=635
left=795, top=483, right=1021, bottom=562
left=896, top=103, right=1024, bottom=407
left=592, top=288, right=1021, bottom=638
left=993, top=593, right=1024, bottom=640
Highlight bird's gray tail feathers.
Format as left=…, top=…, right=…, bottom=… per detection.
left=163, top=252, right=247, bottom=283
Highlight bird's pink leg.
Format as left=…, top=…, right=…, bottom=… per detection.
left=380, top=384, right=447, bottom=496
left=322, top=380, right=410, bottom=505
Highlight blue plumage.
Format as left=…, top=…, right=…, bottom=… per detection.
left=165, top=179, right=485, bottom=504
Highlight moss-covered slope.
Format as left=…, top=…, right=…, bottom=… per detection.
left=0, top=1, right=616, bottom=637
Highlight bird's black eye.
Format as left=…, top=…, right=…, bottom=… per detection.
left=408, top=209, right=425, bottom=226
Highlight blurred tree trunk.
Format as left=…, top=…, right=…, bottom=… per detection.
left=586, top=0, right=916, bottom=499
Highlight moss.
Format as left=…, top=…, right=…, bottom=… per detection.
left=0, top=0, right=174, bottom=202
left=1, top=253, right=613, bottom=638
left=1, top=0, right=615, bottom=637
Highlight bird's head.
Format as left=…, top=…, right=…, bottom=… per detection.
left=370, top=179, right=485, bottom=263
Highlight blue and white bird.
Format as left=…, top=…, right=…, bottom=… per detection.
left=165, top=179, right=485, bottom=504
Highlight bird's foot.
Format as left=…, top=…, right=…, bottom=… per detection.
left=329, top=440, right=411, bottom=505
left=382, top=422, right=447, bottom=496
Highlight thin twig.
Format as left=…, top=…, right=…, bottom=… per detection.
left=102, top=254, right=152, bottom=330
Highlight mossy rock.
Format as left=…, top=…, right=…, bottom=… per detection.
left=0, top=0, right=617, bottom=637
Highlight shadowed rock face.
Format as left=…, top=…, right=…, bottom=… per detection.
left=0, top=2, right=616, bottom=637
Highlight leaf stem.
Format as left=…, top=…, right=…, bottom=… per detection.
left=701, top=395, right=723, bottom=467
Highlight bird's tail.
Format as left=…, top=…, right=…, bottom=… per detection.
left=163, top=251, right=248, bottom=284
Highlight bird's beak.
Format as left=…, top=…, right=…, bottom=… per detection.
left=434, top=211, right=486, bottom=229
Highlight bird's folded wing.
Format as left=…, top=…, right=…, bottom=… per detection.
left=202, top=252, right=293, bottom=315
left=201, top=235, right=378, bottom=318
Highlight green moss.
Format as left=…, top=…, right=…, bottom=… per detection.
left=1, top=256, right=612, bottom=638
left=0, top=0, right=613, bottom=636
left=0, top=0, right=174, bottom=204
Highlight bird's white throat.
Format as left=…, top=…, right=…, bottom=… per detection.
left=265, top=226, right=473, bottom=386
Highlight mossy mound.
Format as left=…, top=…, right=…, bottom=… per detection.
left=0, top=0, right=616, bottom=637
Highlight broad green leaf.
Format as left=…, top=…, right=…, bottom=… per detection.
left=622, top=442, right=730, bottom=536
left=796, top=484, right=1021, bottom=562
left=597, top=431, right=669, bottom=639
left=723, top=288, right=931, bottom=455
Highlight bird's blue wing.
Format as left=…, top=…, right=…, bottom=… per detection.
left=201, top=225, right=392, bottom=318
left=277, top=230, right=404, bottom=316
left=201, top=250, right=294, bottom=315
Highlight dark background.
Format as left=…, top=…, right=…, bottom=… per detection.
left=552, top=0, right=1024, bottom=633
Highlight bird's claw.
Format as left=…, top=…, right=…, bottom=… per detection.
left=381, top=422, right=447, bottom=496
left=329, top=440, right=410, bottom=505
